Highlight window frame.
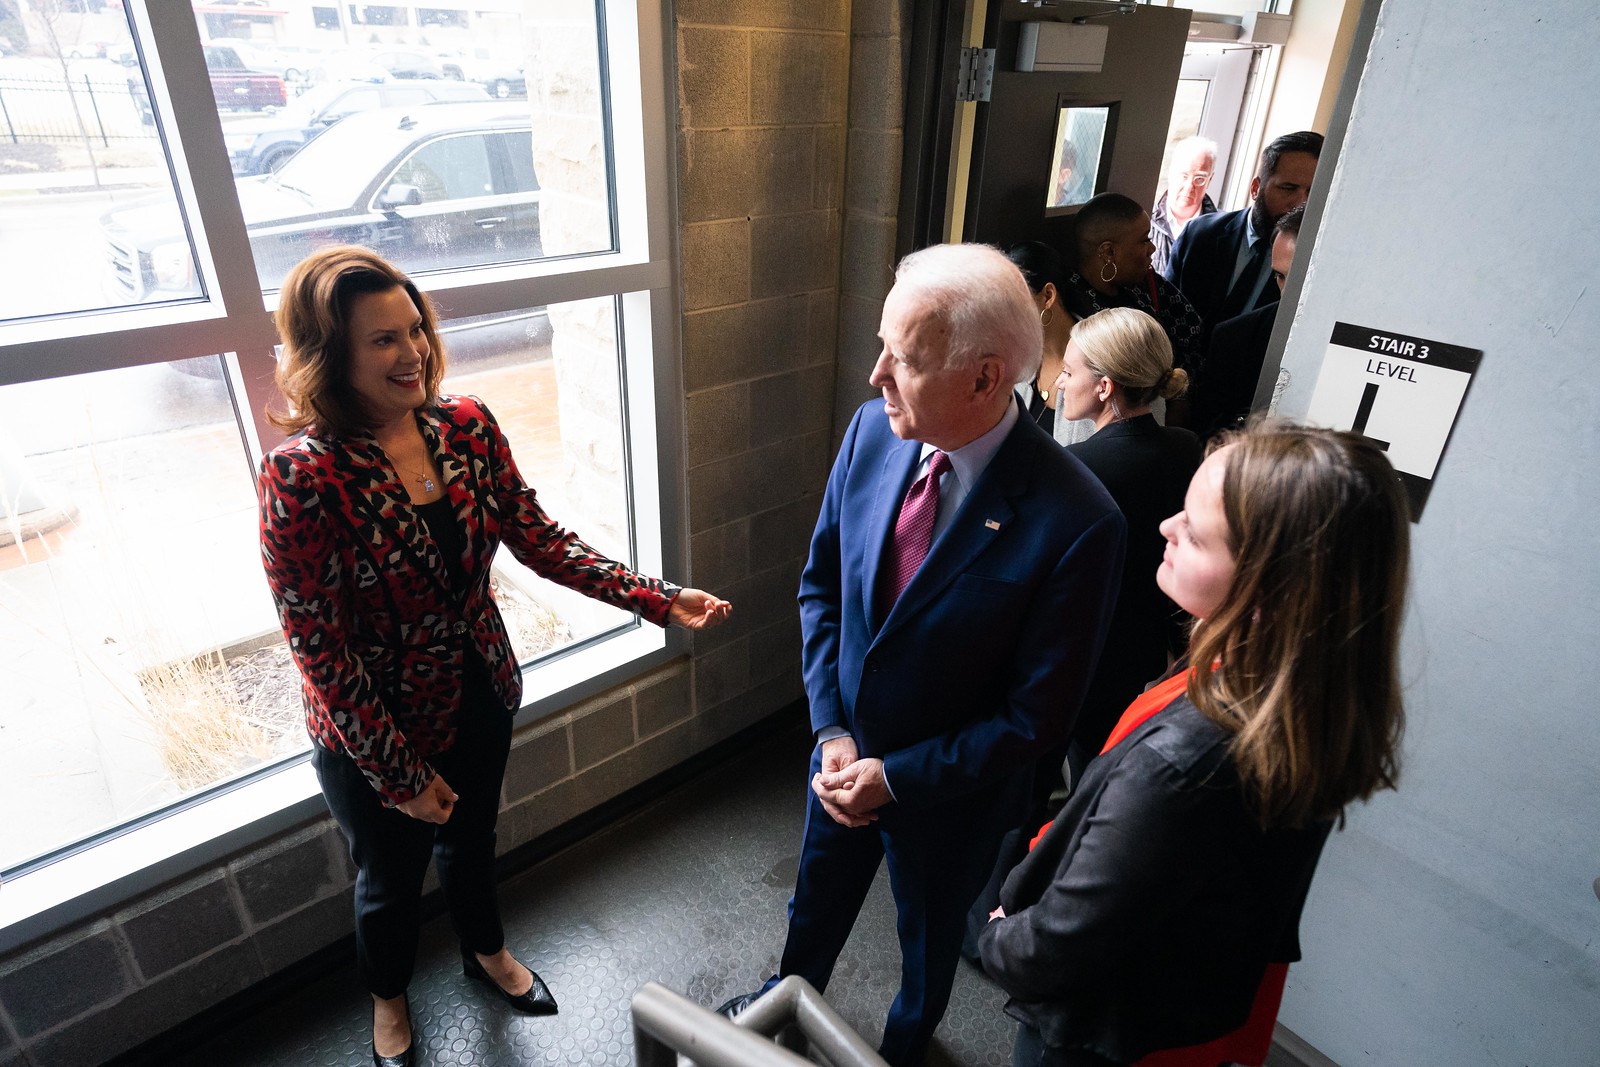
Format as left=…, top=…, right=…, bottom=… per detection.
left=0, top=0, right=686, bottom=954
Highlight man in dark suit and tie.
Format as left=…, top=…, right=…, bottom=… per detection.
left=1191, top=203, right=1309, bottom=441
left=718, top=244, right=1126, bottom=1066
left=1165, top=130, right=1322, bottom=340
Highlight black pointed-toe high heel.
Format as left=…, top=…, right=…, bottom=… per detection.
left=371, top=998, right=415, bottom=1067
left=372, top=1044, right=414, bottom=1067
left=462, top=950, right=559, bottom=1016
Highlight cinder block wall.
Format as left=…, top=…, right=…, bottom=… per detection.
left=676, top=0, right=853, bottom=739
left=835, top=0, right=911, bottom=440
left=0, top=3, right=908, bottom=1063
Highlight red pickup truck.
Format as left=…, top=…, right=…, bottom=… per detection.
left=204, top=44, right=286, bottom=112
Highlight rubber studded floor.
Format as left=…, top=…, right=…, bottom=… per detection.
left=171, top=722, right=1016, bottom=1066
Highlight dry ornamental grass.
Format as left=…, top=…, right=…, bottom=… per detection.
left=135, top=574, right=568, bottom=790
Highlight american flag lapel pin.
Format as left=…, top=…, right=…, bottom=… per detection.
left=984, top=519, right=1002, bottom=531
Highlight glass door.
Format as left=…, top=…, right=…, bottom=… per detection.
left=1154, top=44, right=1254, bottom=208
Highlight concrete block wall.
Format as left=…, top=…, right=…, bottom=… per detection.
left=0, top=1, right=911, bottom=1061
left=834, top=0, right=913, bottom=440
left=675, top=0, right=855, bottom=741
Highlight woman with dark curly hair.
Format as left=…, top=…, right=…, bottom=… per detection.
left=257, top=245, right=730, bottom=1066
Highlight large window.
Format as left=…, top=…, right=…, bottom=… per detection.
left=0, top=0, right=678, bottom=909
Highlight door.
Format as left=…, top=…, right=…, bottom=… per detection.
left=961, top=2, right=1192, bottom=252
left=1154, top=45, right=1254, bottom=208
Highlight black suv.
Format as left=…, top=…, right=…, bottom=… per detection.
left=102, top=102, right=542, bottom=303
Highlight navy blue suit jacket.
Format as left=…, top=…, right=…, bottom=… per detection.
left=800, top=399, right=1126, bottom=813
left=1165, top=207, right=1276, bottom=334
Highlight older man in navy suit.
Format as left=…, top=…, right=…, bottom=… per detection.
left=718, top=244, right=1125, bottom=1065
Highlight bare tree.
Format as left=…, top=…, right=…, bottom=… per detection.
left=23, top=0, right=104, bottom=187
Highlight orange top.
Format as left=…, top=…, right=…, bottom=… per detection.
left=1027, top=670, right=1192, bottom=852
left=1098, top=668, right=1192, bottom=754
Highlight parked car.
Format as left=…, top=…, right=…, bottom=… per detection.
left=468, top=60, right=526, bottom=100
left=203, top=44, right=286, bottom=112
left=432, top=47, right=528, bottom=99
left=222, top=79, right=490, bottom=175
left=306, top=54, right=390, bottom=85
left=210, top=39, right=325, bottom=83
left=369, top=49, right=447, bottom=80
left=102, top=102, right=542, bottom=303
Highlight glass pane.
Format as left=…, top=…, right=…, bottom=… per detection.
left=0, top=8, right=201, bottom=319
left=0, top=357, right=292, bottom=873
left=439, top=295, right=632, bottom=662
left=178, top=0, right=613, bottom=295
left=1046, top=105, right=1111, bottom=209
left=1155, top=79, right=1211, bottom=203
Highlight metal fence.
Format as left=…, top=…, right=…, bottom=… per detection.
left=0, top=72, right=155, bottom=146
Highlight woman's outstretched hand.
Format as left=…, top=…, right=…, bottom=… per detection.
left=668, top=588, right=733, bottom=630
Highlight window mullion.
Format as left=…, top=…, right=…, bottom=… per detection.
left=132, top=1, right=270, bottom=322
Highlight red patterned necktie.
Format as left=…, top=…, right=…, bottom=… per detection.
left=880, top=450, right=951, bottom=613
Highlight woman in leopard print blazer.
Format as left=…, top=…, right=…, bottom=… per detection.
left=258, top=246, right=730, bottom=1067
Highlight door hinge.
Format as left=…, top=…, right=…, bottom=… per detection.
left=957, top=47, right=995, bottom=103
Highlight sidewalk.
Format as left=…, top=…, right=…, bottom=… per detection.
left=0, top=165, right=165, bottom=195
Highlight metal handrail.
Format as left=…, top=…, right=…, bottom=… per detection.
left=632, top=976, right=890, bottom=1067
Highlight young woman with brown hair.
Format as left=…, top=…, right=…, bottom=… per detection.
left=979, top=422, right=1409, bottom=1067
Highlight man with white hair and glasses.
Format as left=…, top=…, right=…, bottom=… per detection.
left=1149, top=136, right=1219, bottom=277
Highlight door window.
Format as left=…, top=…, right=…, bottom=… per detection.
left=1046, top=105, right=1111, bottom=209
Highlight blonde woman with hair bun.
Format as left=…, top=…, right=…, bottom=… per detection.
left=965, top=307, right=1202, bottom=955
left=1057, top=307, right=1203, bottom=767
left=1055, top=306, right=1190, bottom=430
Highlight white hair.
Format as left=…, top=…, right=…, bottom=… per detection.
left=1171, top=135, right=1218, bottom=169
left=892, top=243, right=1043, bottom=386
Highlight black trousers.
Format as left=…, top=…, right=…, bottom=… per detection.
left=773, top=749, right=1013, bottom=1067
left=313, top=667, right=513, bottom=999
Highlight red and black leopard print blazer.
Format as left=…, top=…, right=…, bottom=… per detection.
left=257, top=394, right=679, bottom=806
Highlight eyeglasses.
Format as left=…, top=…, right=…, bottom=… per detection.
left=1176, top=171, right=1213, bottom=187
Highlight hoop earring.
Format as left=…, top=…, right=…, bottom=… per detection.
left=1040, top=307, right=1054, bottom=327
left=1099, top=259, right=1118, bottom=284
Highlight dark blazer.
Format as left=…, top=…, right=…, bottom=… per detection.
left=1149, top=190, right=1217, bottom=278
left=801, top=399, right=1127, bottom=809
left=258, top=395, right=678, bottom=805
left=978, top=697, right=1332, bottom=1064
left=1165, top=208, right=1277, bottom=336
left=1066, top=415, right=1201, bottom=753
left=1192, top=300, right=1280, bottom=442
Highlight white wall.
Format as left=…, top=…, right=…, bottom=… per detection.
left=1260, top=0, right=1350, bottom=138
left=1271, top=2, right=1600, bottom=1063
